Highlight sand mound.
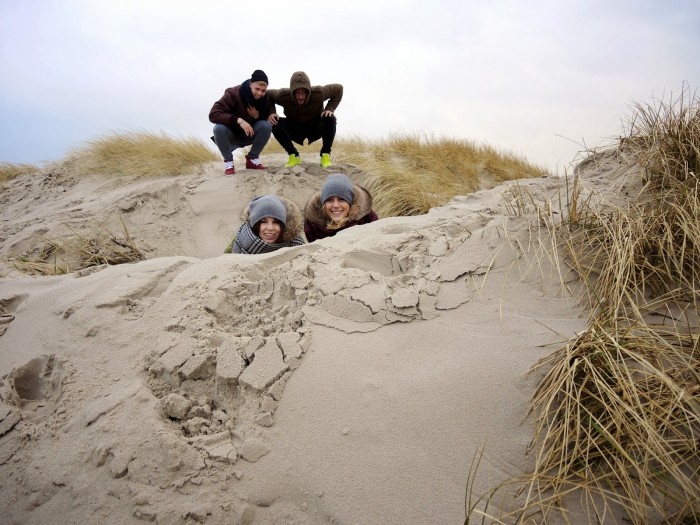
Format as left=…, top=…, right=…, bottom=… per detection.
left=0, top=154, right=617, bottom=524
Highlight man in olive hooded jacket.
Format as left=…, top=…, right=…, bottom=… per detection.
left=267, top=71, right=343, bottom=168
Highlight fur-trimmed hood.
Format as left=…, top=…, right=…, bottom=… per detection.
left=304, top=184, right=374, bottom=227
left=242, top=195, right=303, bottom=243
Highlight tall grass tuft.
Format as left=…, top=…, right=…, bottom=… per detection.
left=332, top=133, right=550, bottom=217
left=565, top=86, right=700, bottom=317
left=0, top=162, right=39, bottom=183
left=273, top=134, right=551, bottom=216
left=265, top=133, right=550, bottom=216
left=623, top=85, right=700, bottom=188
left=466, top=87, right=700, bottom=524
left=62, top=130, right=219, bottom=179
left=525, top=317, right=700, bottom=524
left=534, top=89, right=700, bottom=523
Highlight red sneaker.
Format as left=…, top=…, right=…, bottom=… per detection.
left=245, top=155, right=267, bottom=170
left=224, top=167, right=235, bottom=176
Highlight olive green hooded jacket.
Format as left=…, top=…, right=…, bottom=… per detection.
left=267, top=71, right=343, bottom=124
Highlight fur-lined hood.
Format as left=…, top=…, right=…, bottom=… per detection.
left=242, top=195, right=303, bottom=243
left=304, top=184, right=374, bottom=227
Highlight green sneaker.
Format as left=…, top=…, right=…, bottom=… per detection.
left=285, top=154, right=301, bottom=167
left=320, top=153, right=331, bottom=168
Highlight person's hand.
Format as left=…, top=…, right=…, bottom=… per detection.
left=246, top=105, right=259, bottom=120
left=321, top=110, right=334, bottom=117
left=268, top=113, right=279, bottom=125
left=238, top=118, right=254, bottom=137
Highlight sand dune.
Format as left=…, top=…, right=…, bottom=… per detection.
left=0, top=154, right=611, bottom=524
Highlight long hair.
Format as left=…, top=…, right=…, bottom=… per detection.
left=325, top=216, right=350, bottom=230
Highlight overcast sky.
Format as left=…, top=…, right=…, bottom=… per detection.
left=1, top=0, right=698, bottom=172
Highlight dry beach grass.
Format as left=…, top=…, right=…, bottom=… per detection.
left=0, top=162, right=39, bottom=184
left=1, top=130, right=548, bottom=274
left=59, top=130, right=220, bottom=179
left=465, top=87, right=700, bottom=524
left=289, top=133, right=550, bottom=217
left=8, top=217, right=144, bottom=276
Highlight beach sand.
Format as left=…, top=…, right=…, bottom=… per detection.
left=0, top=152, right=615, bottom=524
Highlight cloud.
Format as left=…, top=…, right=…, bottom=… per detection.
left=1, top=0, right=699, bottom=172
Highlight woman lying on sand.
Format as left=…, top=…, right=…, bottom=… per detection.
left=231, top=195, right=305, bottom=254
left=303, top=173, right=378, bottom=242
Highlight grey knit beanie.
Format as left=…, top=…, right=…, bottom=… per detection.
left=321, top=174, right=354, bottom=205
left=249, top=195, right=286, bottom=227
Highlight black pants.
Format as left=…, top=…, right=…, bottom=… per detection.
left=272, top=115, right=336, bottom=155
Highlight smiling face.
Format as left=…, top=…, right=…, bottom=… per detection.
left=323, top=197, right=351, bottom=223
left=257, top=217, right=283, bottom=243
left=251, top=81, right=268, bottom=99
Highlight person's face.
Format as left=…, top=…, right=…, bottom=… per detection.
left=294, top=88, right=307, bottom=105
left=323, top=197, right=351, bottom=222
left=258, top=217, right=282, bottom=243
left=251, top=81, right=268, bottom=99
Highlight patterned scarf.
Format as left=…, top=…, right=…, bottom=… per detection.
left=232, top=223, right=305, bottom=254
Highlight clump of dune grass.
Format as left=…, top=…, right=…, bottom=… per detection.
left=562, top=187, right=700, bottom=319
left=0, top=162, right=39, bottom=183
left=565, top=87, right=700, bottom=316
left=62, top=130, right=219, bottom=179
left=466, top=316, right=699, bottom=524
left=272, top=134, right=549, bottom=216
left=526, top=89, right=700, bottom=522
left=6, top=218, right=144, bottom=276
left=622, top=85, right=700, bottom=188
left=332, top=133, right=550, bottom=217
left=523, top=317, right=700, bottom=523
left=465, top=87, right=700, bottom=524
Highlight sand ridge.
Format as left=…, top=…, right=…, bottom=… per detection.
left=0, top=154, right=616, bottom=523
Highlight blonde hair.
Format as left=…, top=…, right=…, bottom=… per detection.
left=325, top=216, right=349, bottom=230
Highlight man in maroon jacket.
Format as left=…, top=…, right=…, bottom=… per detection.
left=209, top=69, right=272, bottom=175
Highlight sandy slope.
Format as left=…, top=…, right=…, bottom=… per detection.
left=0, top=154, right=612, bottom=524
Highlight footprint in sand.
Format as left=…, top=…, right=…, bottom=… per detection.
left=0, top=294, right=27, bottom=337
left=0, top=314, right=14, bottom=337
left=2, top=354, right=65, bottom=422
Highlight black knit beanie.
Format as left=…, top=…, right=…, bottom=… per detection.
left=251, top=70, right=269, bottom=84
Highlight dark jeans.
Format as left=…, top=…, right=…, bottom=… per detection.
left=211, top=121, right=272, bottom=162
left=272, top=115, right=336, bottom=156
